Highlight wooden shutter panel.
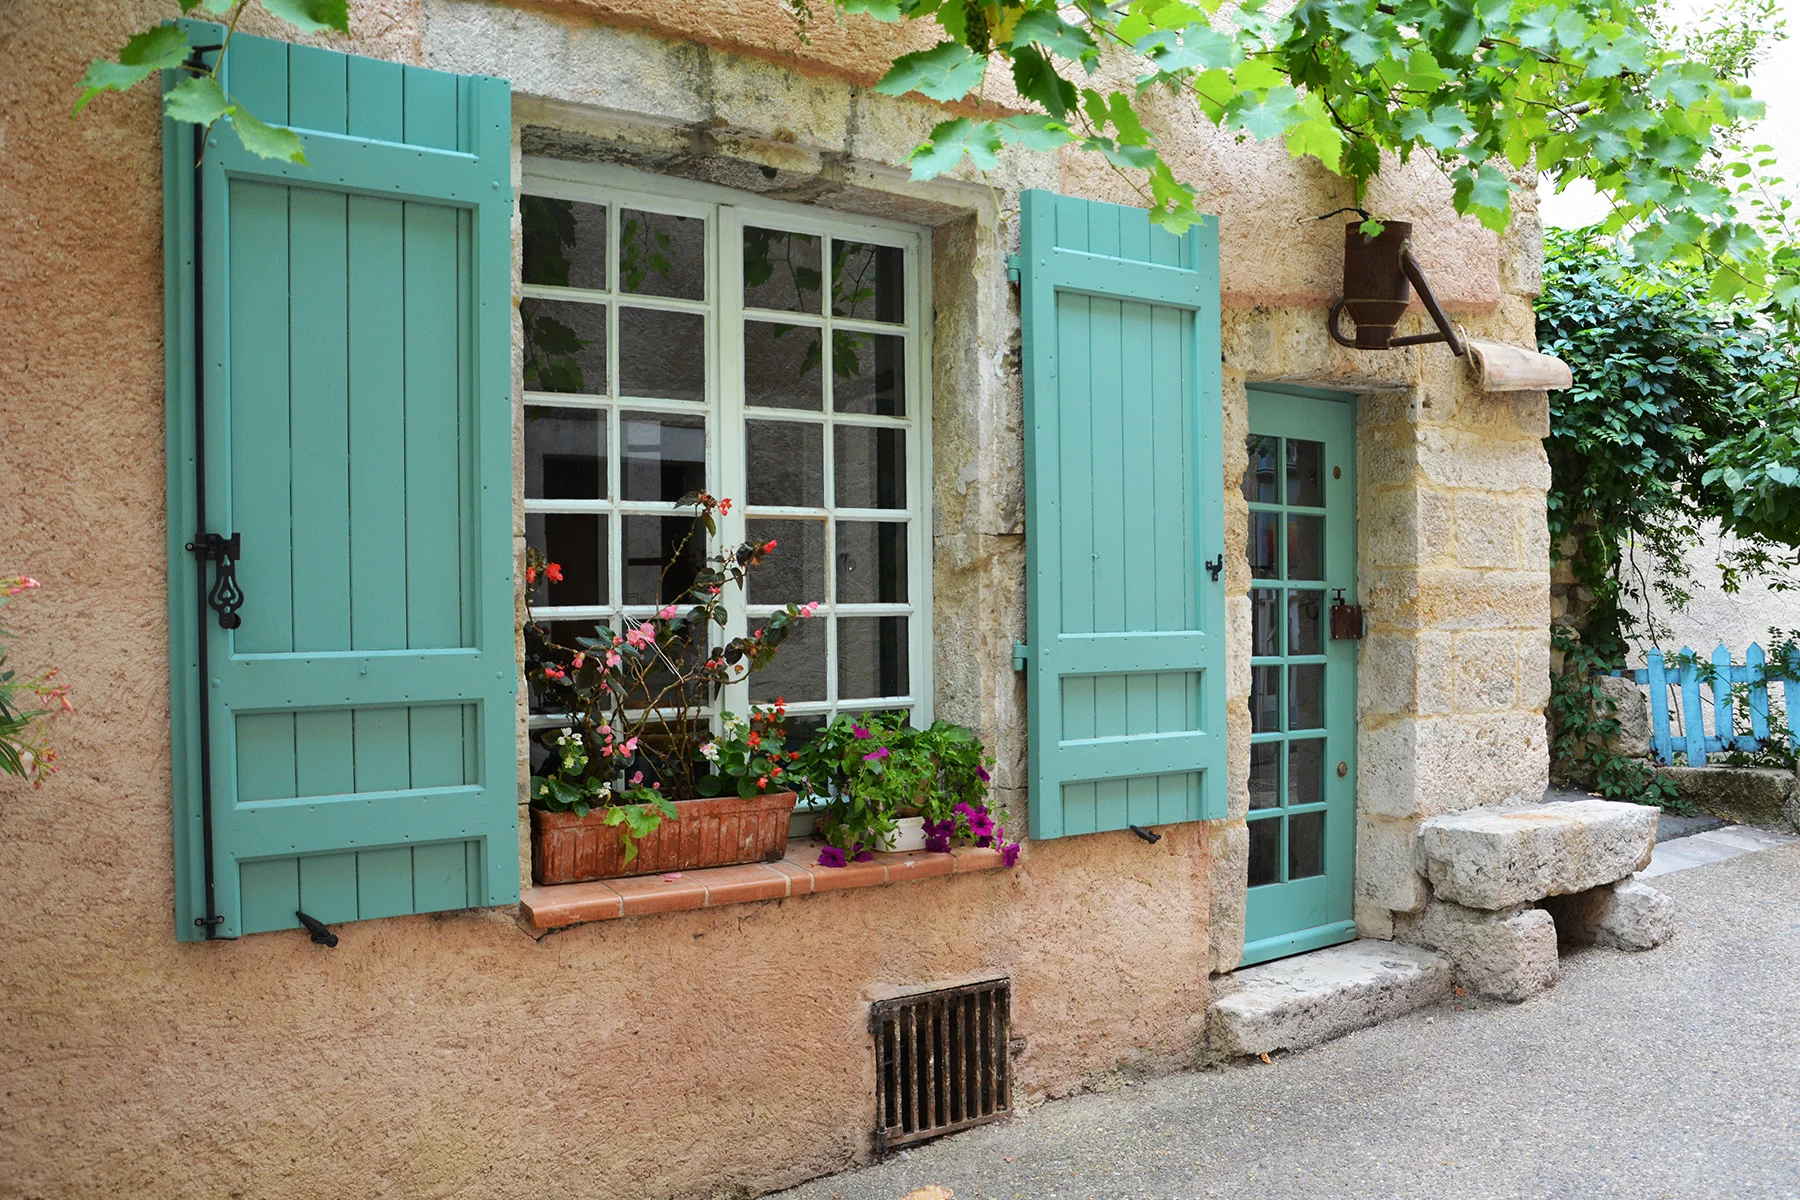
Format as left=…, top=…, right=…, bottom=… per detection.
left=165, top=28, right=516, bottom=939
left=1019, top=190, right=1227, bottom=840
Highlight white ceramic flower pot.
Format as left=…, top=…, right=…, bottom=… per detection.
left=881, top=815, right=929, bottom=852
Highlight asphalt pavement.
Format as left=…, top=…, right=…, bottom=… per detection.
left=774, top=839, right=1800, bottom=1200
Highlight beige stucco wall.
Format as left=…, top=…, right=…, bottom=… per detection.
left=1, top=1, right=1547, bottom=1196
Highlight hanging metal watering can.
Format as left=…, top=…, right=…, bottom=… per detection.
left=1327, top=220, right=1465, bottom=357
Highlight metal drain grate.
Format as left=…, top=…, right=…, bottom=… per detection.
left=871, top=978, right=1011, bottom=1153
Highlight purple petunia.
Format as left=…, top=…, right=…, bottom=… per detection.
left=969, top=812, right=997, bottom=839
left=817, top=846, right=848, bottom=869
left=924, top=834, right=951, bottom=853
left=976, top=766, right=990, bottom=782
left=852, top=724, right=871, bottom=739
left=863, top=746, right=889, bottom=761
left=851, top=845, right=874, bottom=863
left=1001, top=842, right=1021, bottom=867
left=953, top=801, right=975, bottom=819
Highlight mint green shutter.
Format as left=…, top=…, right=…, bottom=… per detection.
left=165, top=28, right=516, bottom=940
left=1020, top=190, right=1226, bottom=839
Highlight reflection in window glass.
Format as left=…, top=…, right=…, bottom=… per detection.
left=839, top=616, right=908, bottom=699
left=834, top=426, right=906, bottom=509
left=1289, top=664, right=1325, bottom=730
left=832, top=241, right=904, bottom=321
left=524, top=407, right=606, bottom=500
left=526, top=513, right=605, bottom=607
left=749, top=615, right=827, bottom=704
left=1288, top=739, right=1325, bottom=807
left=744, top=321, right=823, bottom=410
left=746, top=519, right=826, bottom=606
left=620, top=209, right=704, bottom=300
left=1249, top=512, right=1279, bottom=579
left=621, top=411, right=705, bottom=503
left=743, top=227, right=823, bottom=313
left=1251, top=588, right=1280, bottom=656
left=522, top=195, right=607, bottom=290
left=746, top=421, right=823, bottom=508
left=522, top=299, right=606, bottom=395
left=1250, top=665, right=1281, bottom=733
left=1288, top=590, right=1324, bottom=656
left=1289, top=810, right=1325, bottom=879
left=1249, top=741, right=1280, bottom=810
left=1247, top=816, right=1281, bottom=886
left=1287, top=515, right=1324, bottom=581
left=832, top=332, right=905, bottom=415
left=1243, top=435, right=1279, bottom=503
left=618, top=308, right=705, bottom=402
left=836, top=521, right=907, bottom=604
left=622, top=515, right=702, bottom=606
left=1287, top=438, right=1325, bottom=507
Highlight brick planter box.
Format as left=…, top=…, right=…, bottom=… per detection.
left=531, top=791, right=798, bottom=885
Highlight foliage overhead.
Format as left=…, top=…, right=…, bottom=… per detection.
left=791, top=0, right=1800, bottom=314
left=1537, top=224, right=1799, bottom=662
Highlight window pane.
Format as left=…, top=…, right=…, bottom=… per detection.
left=621, top=411, right=705, bottom=503
left=618, top=308, right=705, bottom=402
left=744, top=320, right=823, bottom=410
left=1243, top=435, right=1279, bottom=503
left=1287, top=515, right=1323, bottom=581
left=619, top=209, right=704, bottom=300
left=836, top=521, right=907, bottom=604
left=1250, top=665, right=1281, bottom=733
left=1289, top=810, right=1325, bottom=879
left=832, top=240, right=905, bottom=322
left=743, top=227, right=823, bottom=313
left=1249, top=741, right=1280, bottom=810
left=524, top=407, right=606, bottom=500
left=1289, top=664, right=1325, bottom=730
left=1288, top=589, right=1324, bottom=656
left=1249, top=512, right=1279, bottom=579
left=1251, top=587, right=1280, bottom=657
left=832, top=332, right=906, bottom=416
left=622, top=514, right=702, bottom=606
left=747, top=519, right=825, bottom=607
left=525, top=513, right=606, bottom=607
left=1288, top=738, right=1325, bottom=807
left=522, top=195, right=606, bottom=290
left=1247, top=816, right=1281, bottom=887
left=747, top=420, right=823, bottom=508
left=749, top=615, right=827, bottom=704
left=522, top=299, right=606, bottom=395
left=1287, top=438, right=1325, bottom=507
left=838, top=616, right=909, bottom=699
left=834, top=426, right=906, bottom=509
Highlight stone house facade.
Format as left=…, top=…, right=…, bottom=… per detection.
left=2, top=2, right=1560, bottom=1197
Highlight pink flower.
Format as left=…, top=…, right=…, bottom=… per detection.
left=853, top=724, right=871, bottom=739
left=863, top=747, right=889, bottom=761
left=571, top=653, right=585, bottom=669
left=630, top=771, right=644, bottom=785
left=542, top=665, right=566, bottom=680
left=605, top=651, right=622, bottom=668
left=663, top=873, right=684, bottom=882
left=625, top=624, right=656, bottom=649
left=5, top=576, right=41, bottom=596
left=623, top=737, right=639, bottom=755
left=658, top=604, right=679, bottom=619
left=798, top=601, right=822, bottom=618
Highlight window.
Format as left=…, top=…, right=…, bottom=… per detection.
left=518, top=163, right=932, bottom=758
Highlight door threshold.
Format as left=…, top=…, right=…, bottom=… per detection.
left=1239, top=919, right=1356, bottom=968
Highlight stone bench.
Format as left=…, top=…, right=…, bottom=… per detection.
left=1399, top=800, right=1672, bottom=1001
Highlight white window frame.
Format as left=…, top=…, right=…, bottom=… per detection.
left=519, top=158, right=936, bottom=740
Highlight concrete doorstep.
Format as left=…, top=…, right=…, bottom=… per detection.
left=1206, top=941, right=1451, bottom=1061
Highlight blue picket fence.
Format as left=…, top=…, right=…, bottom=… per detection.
left=1626, top=644, right=1800, bottom=766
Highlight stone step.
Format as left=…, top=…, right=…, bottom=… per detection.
left=1417, top=799, right=1658, bottom=910
left=1207, top=941, right=1452, bottom=1061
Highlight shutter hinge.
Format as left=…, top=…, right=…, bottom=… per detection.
left=1005, top=253, right=1021, bottom=284
left=1206, top=554, right=1223, bottom=582
left=1012, top=641, right=1029, bottom=672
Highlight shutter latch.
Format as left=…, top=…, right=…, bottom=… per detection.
left=1206, top=554, right=1223, bottom=581
left=186, top=532, right=244, bottom=630
left=1012, top=641, right=1028, bottom=672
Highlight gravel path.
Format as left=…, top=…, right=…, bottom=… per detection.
left=774, top=842, right=1800, bottom=1200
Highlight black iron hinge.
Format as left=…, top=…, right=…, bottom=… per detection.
left=187, top=532, right=244, bottom=629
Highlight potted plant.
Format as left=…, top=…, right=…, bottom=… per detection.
left=795, top=713, right=1020, bottom=868
left=524, top=493, right=817, bottom=885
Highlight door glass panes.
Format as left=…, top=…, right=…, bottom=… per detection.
left=1244, top=429, right=1337, bottom=891
left=522, top=185, right=923, bottom=742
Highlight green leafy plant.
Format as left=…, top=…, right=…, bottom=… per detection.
left=73, top=0, right=352, bottom=164
left=0, top=578, right=73, bottom=789
left=695, top=706, right=799, bottom=799
left=1547, top=625, right=1684, bottom=809
left=795, top=0, right=1799, bottom=316
left=794, top=712, right=1015, bottom=866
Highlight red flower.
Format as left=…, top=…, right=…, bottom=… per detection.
left=719, top=498, right=733, bottom=515
left=544, top=562, right=564, bottom=583
left=771, top=765, right=783, bottom=776
left=762, top=539, right=778, bottom=553
left=756, top=776, right=769, bottom=789
left=525, top=565, right=538, bottom=584
left=747, top=731, right=761, bottom=747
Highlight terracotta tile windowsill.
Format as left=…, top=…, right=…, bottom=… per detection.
left=520, top=838, right=1007, bottom=929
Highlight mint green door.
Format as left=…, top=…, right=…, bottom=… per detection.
left=1240, top=388, right=1358, bottom=966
